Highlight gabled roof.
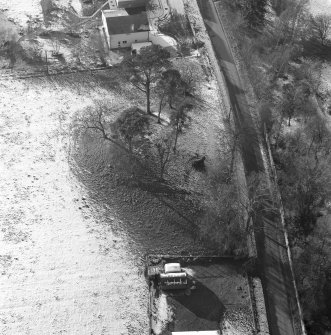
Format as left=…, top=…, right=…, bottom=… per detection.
left=106, top=12, right=149, bottom=35
left=117, top=0, right=148, bottom=9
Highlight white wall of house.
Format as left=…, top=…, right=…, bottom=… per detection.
left=109, top=31, right=149, bottom=49
left=101, top=13, right=110, bottom=48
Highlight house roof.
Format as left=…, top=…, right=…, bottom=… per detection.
left=117, top=0, right=148, bottom=8
left=106, top=12, right=149, bottom=35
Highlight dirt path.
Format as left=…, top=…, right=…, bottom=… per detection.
left=196, top=1, right=304, bottom=334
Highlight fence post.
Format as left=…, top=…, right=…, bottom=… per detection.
left=45, top=51, right=49, bottom=75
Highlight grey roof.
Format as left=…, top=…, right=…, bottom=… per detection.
left=106, top=12, right=149, bottom=35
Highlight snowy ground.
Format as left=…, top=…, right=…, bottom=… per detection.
left=0, top=65, right=219, bottom=334
left=0, top=0, right=43, bottom=26
left=0, top=74, right=148, bottom=334
left=309, top=0, right=331, bottom=15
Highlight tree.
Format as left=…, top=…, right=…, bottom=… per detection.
left=155, top=69, right=187, bottom=123
left=292, top=221, right=331, bottom=326
left=271, top=0, right=292, bottom=16
left=242, top=0, right=268, bottom=28
left=113, top=107, right=149, bottom=153
left=154, top=133, right=174, bottom=180
left=281, top=82, right=311, bottom=126
left=277, top=123, right=331, bottom=237
left=122, top=45, right=170, bottom=115
left=146, top=0, right=159, bottom=12
left=169, top=103, right=193, bottom=152
left=158, top=12, right=192, bottom=43
left=312, top=14, right=331, bottom=45
left=241, top=172, right=278, bottom=233
left=292, top=59, right=322, bottom=95
left=0, top=22, right=20, bottom=68
left=75, top=103, right=133, bottom=157
left=198, top=179, right=246, bottom=255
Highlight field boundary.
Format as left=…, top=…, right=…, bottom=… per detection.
left=0, top=65, right=113, bottom=80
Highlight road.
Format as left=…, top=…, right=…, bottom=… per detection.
left=196, top=1, right=303, bottom=335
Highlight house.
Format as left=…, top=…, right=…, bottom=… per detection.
left=108, top=0, right=148, bottom=9
left=102, top=10, right=150, bottom=49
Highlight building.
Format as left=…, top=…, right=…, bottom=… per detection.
left=102, top=10, right=150, bottom=49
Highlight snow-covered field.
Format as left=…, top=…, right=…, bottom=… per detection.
left=309, top=0, right=331, bottom=15
left=0, top=75, right=150, bottom=334
left=0, top=66, right=216, bottom=334
left=0, top=0, right=43, bottom=26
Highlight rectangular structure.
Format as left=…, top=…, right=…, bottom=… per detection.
left=102, top=10, right=150, bottom=49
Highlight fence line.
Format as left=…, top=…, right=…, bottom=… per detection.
left=0, top=65, right=113, bottom=80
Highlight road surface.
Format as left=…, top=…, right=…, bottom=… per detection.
left=196, top=1, right=303, bottom=335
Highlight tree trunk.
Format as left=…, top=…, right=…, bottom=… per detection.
left=160, top=164, right=165, bottom=180
left=229, top=139, right=237, bottom=179
left=146, top=83, right=151, bottom=114
left=158, top=95, right=164, bottom=123
left=173, top=123, right=179, bottom=152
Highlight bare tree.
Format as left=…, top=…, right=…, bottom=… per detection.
left=239, top=172, right=278, bottom=233
left=75, top=104, right=130, bottom=154
left=170, top=103, right=193, bottom=152
left=51, top=39, right=61, bottom=56
left=155, top=69, right=184, bottom=123
left=312, top=14, right=331, bottom=45
left=113, top=107, right=149, bottom=154
left=122, top=45, right=170, bottom=114
left=154, top=133, right=174, bottom=180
